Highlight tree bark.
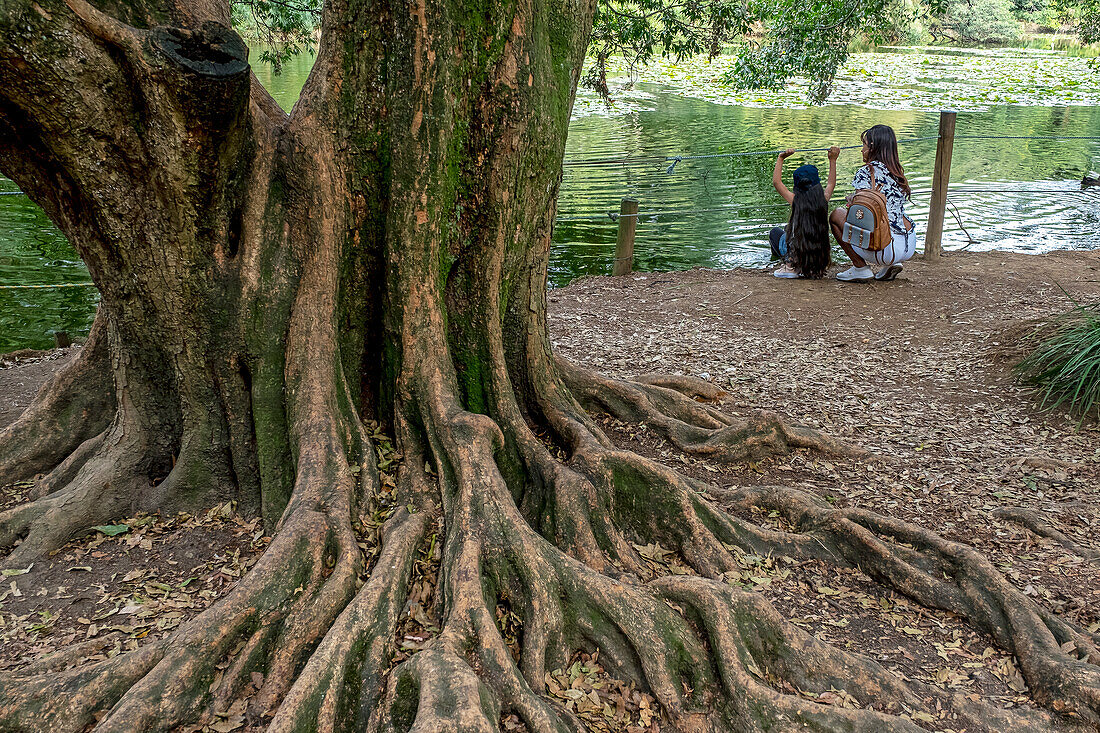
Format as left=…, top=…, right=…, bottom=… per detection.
left=1, top=0, right=1099, bottom=730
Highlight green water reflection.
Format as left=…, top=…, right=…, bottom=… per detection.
left=0, top=180, right=97, bottom=352
left=551, top=99, right=1100, bottom=286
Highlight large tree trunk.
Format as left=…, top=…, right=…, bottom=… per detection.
left=1, top=1, right=1099, bottom=731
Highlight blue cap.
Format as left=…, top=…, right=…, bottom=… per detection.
left=793, top=164, right=820, bottom=189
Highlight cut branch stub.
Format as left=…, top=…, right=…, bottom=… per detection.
left=148, top=21, right=252, bottom=127
left=150, top=23, right=249, bottom=78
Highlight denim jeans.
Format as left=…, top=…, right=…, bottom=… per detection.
left=769, top=227, right=788, bottom=260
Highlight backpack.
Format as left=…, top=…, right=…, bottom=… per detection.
left=842, top=166, right=891, bottom=252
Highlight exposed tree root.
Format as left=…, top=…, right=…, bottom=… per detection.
left=0, top=419, right=152, bottom=569
left=370, top=395, right=717, bottom=732
left=268, top=509, right=431, bottom=733
left=376, top=646, right=503, bottom=732
left=994, top=507, right=1100, bottom=563
left=558, top=357, right=856, bottom=463
left=0, top=425, right=365, bottom=732
left=368, top=340, right=1099, bottom=731
left=0, top=638, right=165, bottom=731
left=357, top=386, right=1093, bottom=732
left=554, top=435, right=1098, bottom=729
left=719, top=485, right=1100, bottom=726
left=654, top=575, right=1070, bottom=732
left=3, top=347, right=1098, bottom=733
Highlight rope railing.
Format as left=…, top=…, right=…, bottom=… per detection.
left=554, top=184, right=1098, bottom=222
left=0, top=282, right=96, bottom=290
left=556, top=202, right=798, bottom=222
left=662, top=142, right=874, bottom=174
left=952, top=135, right=1100, bottom=142
left=1, top=126, right=1099, bottom=288
left=562, top=138, right=936, bottom=170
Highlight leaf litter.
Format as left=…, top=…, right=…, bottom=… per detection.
left=391, top=520, right=443, bottom=664
left=0, top=502, right=269, bottom=672
left=550, top=253, right=1100, bottom=719
left=541, top=650, right=663, bottom=732
left=0, top=253, right=1097, bottom=724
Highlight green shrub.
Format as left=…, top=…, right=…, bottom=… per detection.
left=1054, top=0, right=1100, bottom=45
left=1015, top=299, right=1100, bottom=420
left=933, top=0, right=1022, bottom=43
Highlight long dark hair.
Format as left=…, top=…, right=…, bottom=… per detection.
left=785, top=177, right=830, bottom=279
left=862, top=125, right=911, bottom=197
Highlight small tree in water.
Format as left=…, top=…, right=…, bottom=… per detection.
left=1, top=1, right=1100, bottom=730
left=930, top=0, right=1021, bottom=44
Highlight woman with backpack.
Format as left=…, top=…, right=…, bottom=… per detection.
left=769, top=145, right=840, bottom=279
left=830, top=125, right=916, bottom=282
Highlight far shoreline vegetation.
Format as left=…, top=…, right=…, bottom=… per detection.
left=233, top=0, right=1099, bottom=104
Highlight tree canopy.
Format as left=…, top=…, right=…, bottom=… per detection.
left=233, top=0, right=1096, bottom=111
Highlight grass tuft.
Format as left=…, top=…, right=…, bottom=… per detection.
left=1015, top=297, right=1100, bottom=422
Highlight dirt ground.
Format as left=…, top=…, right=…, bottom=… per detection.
left=0, top=347, right=77, bottom=430
left=549, top=249, right=1100, bottom=715
left=0, top=250, right=1098, bottom=724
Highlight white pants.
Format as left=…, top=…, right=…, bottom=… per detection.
left=853, top=228, right=916, bottom=267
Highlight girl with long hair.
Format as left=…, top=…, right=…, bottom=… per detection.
left=830, top=124, right=916, bottom=282
left=769, top=146, right=839, bottom=279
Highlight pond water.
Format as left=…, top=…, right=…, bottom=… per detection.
left=0, top=181, right=98, bottom=352
left=2, top=45, right=1099, bottom=349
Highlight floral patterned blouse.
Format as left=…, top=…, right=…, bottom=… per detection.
left=852, top=161, right=911, bottom=235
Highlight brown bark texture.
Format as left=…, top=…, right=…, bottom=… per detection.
left=0, top=0, right=1098, bottom=730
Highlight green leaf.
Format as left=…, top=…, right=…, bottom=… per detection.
left=92, top=524, right=130, bottom=536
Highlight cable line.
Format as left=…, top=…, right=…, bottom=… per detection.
left=0, top=282, right=96, bottom=290
left=952, top=135, right=1100, bottom=142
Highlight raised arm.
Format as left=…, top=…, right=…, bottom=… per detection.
left=824, top=146, right=840, bottom=200
left=772, top=149, right=795, bottom=204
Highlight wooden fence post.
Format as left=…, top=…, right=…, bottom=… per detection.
left=613, top=198, right=638, bottom=276
left=53, top=331, right=70, bottom=348
left=925, top=110, right=956, bottom=260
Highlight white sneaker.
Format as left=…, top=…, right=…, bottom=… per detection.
left=875, top=264, right=903, bottom=281
left=773, top=264, right=799, bottom=279
left=836, top=265, right=873, bottom=282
